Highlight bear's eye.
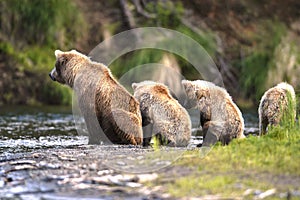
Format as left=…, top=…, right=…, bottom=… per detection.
left=196, top=92, right=205, bottom=100
left=60, top=57, right=68, bottom=66
left=55, top=60, right=61, bottom=73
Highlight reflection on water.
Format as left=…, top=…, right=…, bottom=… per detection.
left=0, top=106, right=259, bottom=154
left=243, top=110, right=260, bottom=135
left=0, top=106, right=87, bottom=154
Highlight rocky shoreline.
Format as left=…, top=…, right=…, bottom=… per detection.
left=0, top=145, right=177, bottom=200
left=1, top=145, right=300, bottom=200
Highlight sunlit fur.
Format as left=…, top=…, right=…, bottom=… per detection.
left=258, top=82, right=296, bottom=135
left=132, top=81, right=191, bottom=147
left=50, top=50, right=143, bottom=145
left=182, top=80, right=245, bottom=145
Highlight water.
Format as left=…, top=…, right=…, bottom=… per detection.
left=0, top=106, right=261, bottom=199
left=0, top=106, right=259, bottom=155
left=0, top=106, right=88, bottom=154
left=242, top=109, right=260, bottom=135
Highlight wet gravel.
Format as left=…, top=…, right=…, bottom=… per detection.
left=0, top=145, right=175, bottom=200
left=3, top=106, right=292, bottom=200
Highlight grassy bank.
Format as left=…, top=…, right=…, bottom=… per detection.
left=163, top=118, right=300, bottom=198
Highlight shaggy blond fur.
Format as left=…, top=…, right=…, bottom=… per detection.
left=49, top=50, right=143, bottom=145
left=132, top=81, right=191, bottom=147
left=258, top=82, right=296, bottom=135
left=182, top=80, right=245, bottom=145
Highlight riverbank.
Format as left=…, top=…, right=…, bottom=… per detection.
left=0, top=107, right=298, bottom=199
left=1, top=121, right=299, bottom=199
left=0, top=138, right=299, bottom=199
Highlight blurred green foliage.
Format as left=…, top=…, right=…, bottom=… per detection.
left=0, top=0, right=299, bottom=106
left=0, top=0, right=85, bottom=105
left=110, top=49, right=163, bottom=78
left=239, top=20, right=287, bottom=101
left=0, top=0, right=84, bottom=47
left=145, top=1, right=184, bottom=28
left=111, top=1, right=217, bottom=82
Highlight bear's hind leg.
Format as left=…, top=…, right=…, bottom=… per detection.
left=111, top=109, right=143, bottom=145
left=142, top=124, right=154, bottom=146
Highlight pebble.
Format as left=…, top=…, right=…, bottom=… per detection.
left=31, top=153, right=41, bottom=158
left=9, top=185, right=38, bottom=194
left=92, top=175, right=112, bottom=185
left=56, top=153, right=78, bottom=161
left=254, top=189, right=262, bottom=195
left=243, top=188, right=253, bottom=196
left=58, top=177, right=86, bottom=185
left=38, top=161, right=60, bottom=169
left=0, top=178, right=5, bottom=188
left=88, top=162, right=98, bottom=170
left=91, top=174, right=144, bottom=188
left=124, top=182, right=142, bottom=188
left=11, top=164, right=36, bottom=171
left=255, top=188, right=276, bottom=199
left=97, top=169, right=114, bottom=176
left=292, top=190, right=300, bottom=196
left=9, top=160, right=37, bottom=165
left=116, top=161, right=126, bottom=166
left=136, top=173, right=158, bottom=183
left=137, top=156, right=144, bottom=160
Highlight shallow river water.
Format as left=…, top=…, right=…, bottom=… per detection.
left=0, top=106, right=259, bottom=154
left=0, top=106, right=87, bottom=154
left=0, top=106, right=262, bottom=199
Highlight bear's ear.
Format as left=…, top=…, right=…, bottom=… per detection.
left=182, top=80, right=191, bottom=90
left=56, top=54, right=68, bottom=67
left=196, top=88, right=209, bottom=100
left=55, top=50, right=63, bottom=58
left=132, top=83, right=138, bottom=90
left=153, top=85, right=169, bottom=96
left=71, top=49, right=79, bottom=54
left=195, top=90, right=203, bottom=99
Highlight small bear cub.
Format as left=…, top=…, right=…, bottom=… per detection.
left=132, top=81, right=191, bottom=147
left=182, top=80, right=245, bottom=145
left=258, top=82, right=296, bottom=135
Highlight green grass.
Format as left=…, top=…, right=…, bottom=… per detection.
left=0, top=0, right=85, bottom=47
left=0, top=42, right=72, bottom=105
left=165, top=116, right=300, bottom=198
left=168, top=174, right=237, bottom=197
left=0, top=0, right=83, bottom=105
left=239, top=19, right=287, bottom=101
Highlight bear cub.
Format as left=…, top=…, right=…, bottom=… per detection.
left=258, top=82, right=296, bottom=135
left=132, top=81, right=191, bottom=147
left=182, top=80, right=245, bottom=145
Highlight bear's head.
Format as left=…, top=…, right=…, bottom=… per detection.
left=182, top=80, right=212, bottom=109
left=132, top=81, right=173, bottom=126
left=49, top=50, right=89, bottom=88
left=132, top=81, right=172, bottom=100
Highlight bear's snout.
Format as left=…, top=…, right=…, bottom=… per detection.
left=49, top=69, right=57, bottom=81
left=183, top=98, right=193, bottom=109
left=49, top=73, right=56, bottom=81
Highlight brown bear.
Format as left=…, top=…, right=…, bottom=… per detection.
left=258, top=82, right=296, bottom=135
left=49, top=50, right=143, bottom=145
left=132, top=81, right=191, bottom=147
left=182, top=80, right=245, bottom=145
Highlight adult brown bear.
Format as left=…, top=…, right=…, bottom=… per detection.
left=49, top=50, right=143, bottom=145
